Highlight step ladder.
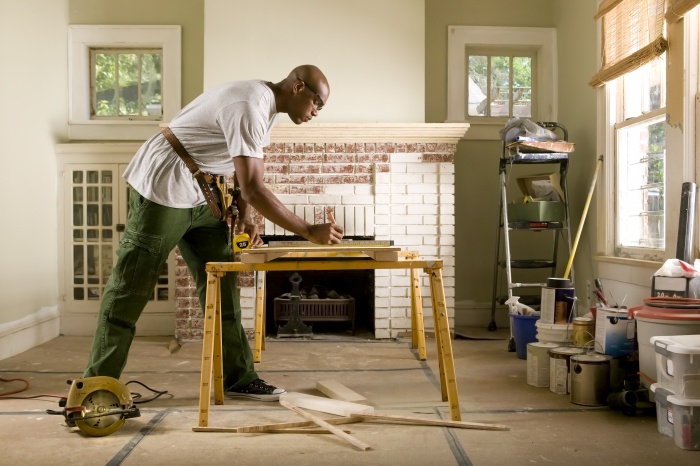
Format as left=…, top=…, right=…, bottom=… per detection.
left=489, top=122, right=575, bottom=340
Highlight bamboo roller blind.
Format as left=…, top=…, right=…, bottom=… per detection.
left=589, top=0, right=668, bottom=87
left=665, top=0, right=700, bottom=22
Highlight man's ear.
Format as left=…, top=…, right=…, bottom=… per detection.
left=292, top=80, right=304, bottom=95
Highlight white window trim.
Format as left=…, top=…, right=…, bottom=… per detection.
left=596, top=9, right=699, bottom=264
left=446, top=26, right=557, bottom=141
left=68, top=25, right=181, bottom=140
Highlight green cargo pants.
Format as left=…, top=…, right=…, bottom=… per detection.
left=83, top=188, right=258, bottom=391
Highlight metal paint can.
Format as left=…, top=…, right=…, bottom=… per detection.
left=572, top=317, right=595, bottom=347
left=527, top=342, right=560, bottom=388
left=540, top=278, right=576, bottom=324
left=570, top=354, right=612, bottom=406
left=549, top=347, right=585, bottom=394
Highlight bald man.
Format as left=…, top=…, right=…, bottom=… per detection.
left=83, top=65, right=344, bottom=401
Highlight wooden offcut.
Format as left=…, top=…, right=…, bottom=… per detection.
left=316, top=380, right=369, bottom=405
left=279, top=392, right=374, bottom=417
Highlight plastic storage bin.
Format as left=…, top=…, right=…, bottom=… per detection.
left=650, top=383, right=674, bottom=437
left=651, top=334, right=700, bottom=399
left=511, top=313, right=539, bottom=360
left=666, top=393, right=700, bottom=450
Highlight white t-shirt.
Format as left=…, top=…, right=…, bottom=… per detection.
left=124, top=80, right=279, bottom=208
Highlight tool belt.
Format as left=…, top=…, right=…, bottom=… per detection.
left=161, top=127, right=238, bottom=221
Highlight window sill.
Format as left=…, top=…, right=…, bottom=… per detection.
left=68, top=121, right=162, bottom=141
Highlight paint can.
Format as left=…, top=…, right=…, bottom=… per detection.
left=572, top=317, right=595, bottom=347
left=540, top=278, right=575, bottom=324
left=570, top=354, right=612, bottom=406
left=549, top=347, right=585, bottom=395
left=527, top=342, right=560, bottom=388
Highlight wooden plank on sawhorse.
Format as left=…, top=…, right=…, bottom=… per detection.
left=240, top=245, right=401, bottom=263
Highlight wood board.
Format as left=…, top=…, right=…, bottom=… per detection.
left=240, top=245, right=402, bottom=263
left=506, top=140, right=575, bottom=153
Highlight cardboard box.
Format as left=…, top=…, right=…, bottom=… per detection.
left=595, top=308, right=635, bottom=357
left=517, top=172, right=565, bottom=201
left=651, top=275, right=700, bottom=298
left=507, top=201, right=565, bottom=222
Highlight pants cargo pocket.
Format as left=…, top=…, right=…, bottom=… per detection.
left=113, top=229, right=163, bottom=299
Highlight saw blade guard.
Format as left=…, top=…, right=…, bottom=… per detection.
left=64, top=376, right=138, bottom=437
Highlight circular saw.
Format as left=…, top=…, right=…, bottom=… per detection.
left=57, top=377, right=141, bottom=436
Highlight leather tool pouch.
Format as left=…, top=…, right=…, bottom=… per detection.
left=161, top=127, right=239, bottom=222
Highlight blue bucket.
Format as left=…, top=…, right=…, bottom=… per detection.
left=511, top=313, right=540, bottom=359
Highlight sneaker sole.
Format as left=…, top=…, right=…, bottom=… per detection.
left=225, top=391, right=285, bottom=402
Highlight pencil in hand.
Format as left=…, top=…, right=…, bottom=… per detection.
left=327, top=210, right=336, bottom=224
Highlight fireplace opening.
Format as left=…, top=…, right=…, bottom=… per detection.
left=262, top=235, right=376, bottom=338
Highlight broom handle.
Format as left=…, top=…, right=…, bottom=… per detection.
left=564, top=155, right=604, bottom=279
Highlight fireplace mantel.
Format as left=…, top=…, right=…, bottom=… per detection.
left=270, top=122, right=469, bottom=143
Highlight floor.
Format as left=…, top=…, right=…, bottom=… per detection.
left=0, top=330, right=696, bottom=466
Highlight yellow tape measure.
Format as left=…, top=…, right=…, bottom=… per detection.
left=233, top=234, right=251, bottom=252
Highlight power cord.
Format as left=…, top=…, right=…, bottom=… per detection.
left=125, top=380, right=171, bottom=403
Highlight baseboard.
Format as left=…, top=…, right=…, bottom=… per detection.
left=0, top=306, right=60, bottom=361
left=59, top=312, right=176, bottom=337
left=454, top=300, right=510, bottom=328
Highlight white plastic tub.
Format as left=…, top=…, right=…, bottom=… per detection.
left=651, top=334, right=700, bottom=398
left=536, top=320, right=571, bottom=345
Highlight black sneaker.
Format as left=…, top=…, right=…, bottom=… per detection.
left=226, top=379, right=286, bottom=401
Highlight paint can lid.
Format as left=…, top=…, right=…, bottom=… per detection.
left=547, top=277, right=571, bottom=288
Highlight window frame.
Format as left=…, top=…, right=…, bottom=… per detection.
left=596, top=9, right=699, bottom=263
left=68, top=25, right=181, bottom=140
left=447, top=26, right=557, bottom=141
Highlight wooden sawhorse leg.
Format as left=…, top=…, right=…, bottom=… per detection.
left=195, top=271, right=226, bottom=429
left=409, top=267, right=427, bottom=361
left=426, top=266, right=461, bottom=421
left=253, top=271, right=266, bottom=363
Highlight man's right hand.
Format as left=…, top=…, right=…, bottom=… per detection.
left=308, top=222, right=344, bottom=244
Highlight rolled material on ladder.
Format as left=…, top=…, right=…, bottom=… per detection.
left=563, top=155, right=604, bottom=279
left=676, top=182, right=696, bottom=263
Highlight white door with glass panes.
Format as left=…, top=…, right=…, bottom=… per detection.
left=62, top=164, right=175, bottom=335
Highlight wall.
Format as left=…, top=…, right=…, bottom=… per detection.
left=425, top=0, right=600, bottom=326
left=0, top=0, right=67, bottom=351
left=203, top=0, right=425, bottom=123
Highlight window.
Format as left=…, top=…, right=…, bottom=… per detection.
left=615, top=58, right=667, bottom=254
left=467, top=48, right=535, bottom=119
left=68, top=25, right=181, bottom=140
left=447, top=26, right=556, bottom=141
left=91, top=48, right=163, bottom=120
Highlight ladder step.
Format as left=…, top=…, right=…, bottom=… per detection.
left=508, top=221, right=565, bottom=230
left=499, top=260, right=556, bottom=269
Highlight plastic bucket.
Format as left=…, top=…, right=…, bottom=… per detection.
left=511, top=313, right=540, bottom=359
left=536, top=320, right=572, bottom=345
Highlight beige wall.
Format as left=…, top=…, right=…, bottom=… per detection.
left=203, top=0, right=425, bottom=123
left=425, top=0, right=599, bottom=323
left=0, top=0, right=68, bottom=325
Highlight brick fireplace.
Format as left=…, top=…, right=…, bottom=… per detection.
left=174, top=123, right=469, bottom=341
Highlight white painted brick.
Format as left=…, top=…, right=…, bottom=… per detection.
left=375, top=194, right=390, bottom=205
left=440, top=184, right=455, bottom=194
left=390, top=297, right=411, bottom=307
left=440, top=225, right=455, bottom=235
left=390, top=184, right=406, bottom=194
left=374, top=307, right=390, bottom=318
left=391, top=275, right=411, bottom=287
left=277, top=194, right=310, bottom=204
left=375, top=173, right=391, bottom=184
left=391, top=317, right=412, bottom=328
left=390, top=225, right=407, bottom=235
left=439, top=235, right=455, bottom=246
left=439, top=193, right=455, bottom=204
left=312, top=194, right=343, bottom=204
left=375, top=204, right=390, bottom=215
left=393, top=235, right=427, bottom=247
left=391, top=308, right=408, bottom=318
left=397, top=215, right=426, bottom=225
left=375, top=184, right=390, bottom=194
left=407, top=163, right=437, bottom=173
left=407, top=184, right=439, bottom=194
left=409, top=225, right=441, bottom=235
left=417, top=246, right=439, bottom=256
left=375, top=277, right=390, bottom=288
left=375, top=269, right=391, bottom=278
left=390, top=286, right=408, bottom=297
left=439, top=174, right=455, bottom=184
left=423, top=173, right=438, bottom=184
left=390, top=194, right=424, bottom=204
left=341, top=195, right=374, bottom=205
left=355, top=185, right=374, bottom=196
left=374, top=225, right=391, bottom=236
left=390, top=163, right=408, bottom=174
left=375, top=297, right=391, bottom=307
left=325, top=184, right=355, bottom=195
left=392, top=173, right=423, bottom=184
left=407, top=204, right=437, bottom=215
left=375, top=329, right=391, bottom=339
left=420, top=235, right=438, bottom=246
left=421, top=214, right=439, bottom=225
left=423, top=194, right=439, bottom=205
left=440, top=163, right=455, bottom=174
left=442, top=276, right=455, bottom=287
left=390, top=153, right=423, bottom=163
left=375, top=287, right=390, bottom=297
left=374, top=319, right=390, bottom=328
left=390, top=205, right=407, bottom=215
left=439, top=215, right=455, bottom=225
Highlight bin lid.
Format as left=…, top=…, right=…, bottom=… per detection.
left=633, top=305, right=700, bottom=321
left=651, top=334, right=700, bottom=354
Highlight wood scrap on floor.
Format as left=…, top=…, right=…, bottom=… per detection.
left=279, top=392, right=374, bottom=417
left=316, top=380, right=369, bottom=405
